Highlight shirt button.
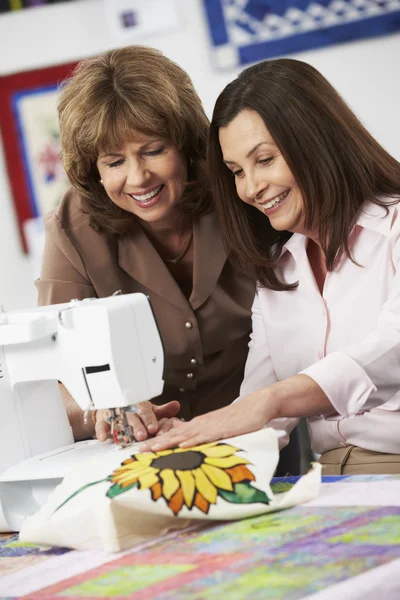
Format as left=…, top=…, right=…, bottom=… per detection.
left=186, top=372, right=194, bottom=379
left=190, top=358, right=197, bottom=365
left=185, top=321, right=193, bottom=329
left=179, top=388, right=185, bottom=392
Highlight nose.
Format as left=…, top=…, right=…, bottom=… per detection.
left=126, top=159, right=150, bottom=188
left=245, top=170, right=268, bottom=203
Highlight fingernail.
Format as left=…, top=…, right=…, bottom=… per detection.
left=148, top=424, right=156, bottom=433
left=136, top=429, right=145, bottom=440
left=151, top=444, right=161, bottom=451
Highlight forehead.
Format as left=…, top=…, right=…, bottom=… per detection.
left=98, top=130, right=163, bottom=155
left=219, top=110, right=275, bottom=155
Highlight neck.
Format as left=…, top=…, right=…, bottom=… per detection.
left=140, top=210, right=191, bottom=241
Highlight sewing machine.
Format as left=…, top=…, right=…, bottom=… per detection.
left=0, top=293, right=164, bottom=532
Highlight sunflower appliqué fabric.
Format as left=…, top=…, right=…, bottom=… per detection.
left=106, top=442, right=270, bottom=515
left=57, top=442, right=270, bottom=517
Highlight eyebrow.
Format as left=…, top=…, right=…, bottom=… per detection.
left=224, top=141, right=275, bottom=165
left=98, top=139, right=164, bottom=159
left=98, top=152, right=124, bottom=159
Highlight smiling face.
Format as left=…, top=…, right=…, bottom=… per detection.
left=96, top=132, right=188, bottom=227
left=219, top=109, right=306, bottom=234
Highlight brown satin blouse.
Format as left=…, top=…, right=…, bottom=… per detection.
left=36, top=189, right=256, bottom=421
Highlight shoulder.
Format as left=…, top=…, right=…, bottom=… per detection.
left=44, top=188, right=112, bottom=261
left=45, top=188, right=90, bottom=234
left=357, top=197, right=400, bottom=234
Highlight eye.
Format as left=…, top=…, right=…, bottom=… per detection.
left=232, top=168, right=244, bottom=178
left=144, top=147, right=164, bottom=157
left=258, top=157, right=273, bottom=166
left=107, top=158, right=124, bottom=168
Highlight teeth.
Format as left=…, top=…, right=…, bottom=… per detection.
left=263, top=189, right=289, bottom=210
left=131, top=185, right=162, bottom=203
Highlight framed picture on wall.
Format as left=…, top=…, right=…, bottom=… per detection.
left=0, top=61, right=78, bottom=251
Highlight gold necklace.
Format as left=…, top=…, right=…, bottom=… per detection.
left=164, top=230, right=193, bottom=264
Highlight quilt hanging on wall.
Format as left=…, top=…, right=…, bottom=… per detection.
left=0, top=1, right=74, bottom=13
left=203, top=0, right=400, bottom=69
left=0, top=62, right=78, bottom=250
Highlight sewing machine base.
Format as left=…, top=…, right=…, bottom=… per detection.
left=0, top=438, right=137, bottom=532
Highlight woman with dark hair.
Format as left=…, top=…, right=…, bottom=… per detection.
left=143, top=59, right=400, bottom=475
left=37, top=46, right=256, bottom=446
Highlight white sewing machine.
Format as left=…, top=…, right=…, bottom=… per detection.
left=0, top=293, right=164, bottom=532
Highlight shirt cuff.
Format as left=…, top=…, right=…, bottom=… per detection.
left=300, top=352, right=377, bottom=417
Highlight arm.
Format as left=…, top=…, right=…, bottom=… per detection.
left=300, top=232, right=400, bottom=418
left=39, top=213, right=180, bottom=441
left=36, top=212, right=95, bottom=306
left=60, top=383, right=95, bottom=441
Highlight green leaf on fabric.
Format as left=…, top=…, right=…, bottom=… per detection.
left=106, top=481, right=138, bottom=499
left=53, top=479, right=107, bottom=514
left=270, top=481, right=295, bottom=494
left=218, top=482, right=270, bottom=505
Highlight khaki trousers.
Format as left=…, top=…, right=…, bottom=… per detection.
left=319, top=446, right=400, bottom=475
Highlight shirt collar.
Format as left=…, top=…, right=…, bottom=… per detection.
left=279, top=199, right=397, bottom=261
left=355, top=199, right=395, bottom=236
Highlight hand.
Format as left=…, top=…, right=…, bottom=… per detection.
left=95, top=400, right=180, bottom=442
left=139, top=390, right=270, bottom=451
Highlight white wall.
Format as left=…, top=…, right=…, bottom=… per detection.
left=0, top=0, right=399, bottom=310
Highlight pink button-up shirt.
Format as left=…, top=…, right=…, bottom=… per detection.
left=239, top=199, right=400, bottom=454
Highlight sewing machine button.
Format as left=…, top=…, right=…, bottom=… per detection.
left=185, top=321, right=193, bottom=329
left=190, top=358, right=197, bottom=365
left=186, top=372, right=194, bottom=379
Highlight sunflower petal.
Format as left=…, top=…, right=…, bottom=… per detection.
left=129, top=455, right=154, bottom=466
left=193, top=492, right=210, bottom=515
left=111, top=464, right=156, bottom=485
left=133, top=452, right=158, bottom=460
left=189, top=442, right=218, bottom=452
left=201, top=464, right=233, bottom=492
left=151, top=482, right=162, bottom=501
left=193, top=468, right=218, bottom=504
left=155, top=449, right=176, bottom=457
left=138, top=471, right=160, bottom=490
left=226, top=465, right=255, bottom=483
left=176, top=470, right=196, bottom=508
left=205, top=455, right=250, bottom=469
left=201, top=444, right=240, bottom=458
left=116, top=467, right=156, bottom=488
left=160, top=469, right=180, bottom=500
left=168, top=488, right=184, bottom=515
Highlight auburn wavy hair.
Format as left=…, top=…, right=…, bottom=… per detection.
left=58, top=46, right=212, bottom=235
left=208, top=58, right=400, bottom=290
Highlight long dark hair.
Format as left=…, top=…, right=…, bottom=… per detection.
left=208, top=58, right=400, bottom=290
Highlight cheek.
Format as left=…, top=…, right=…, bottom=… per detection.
left=235, top=180, right=248, bottom=203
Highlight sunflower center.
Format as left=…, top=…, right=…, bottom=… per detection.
left=151, top=451, right=205, bottom=471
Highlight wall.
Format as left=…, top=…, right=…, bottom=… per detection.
left=0, top=0, right=399, bottom=310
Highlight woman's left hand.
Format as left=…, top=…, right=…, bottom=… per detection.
left=139, top=390, right=270, bottom=451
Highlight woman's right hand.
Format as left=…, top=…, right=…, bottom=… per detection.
left=94, top=400, right=180, bottom=442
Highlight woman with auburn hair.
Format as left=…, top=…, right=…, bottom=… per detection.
left=142, top=58, right=400, bottom=475
left=37, top=45, right=258, bottom=448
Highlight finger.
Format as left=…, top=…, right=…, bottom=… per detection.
left=95, top=419, right=110, bottom=442
left=153, top=401, right=181, bottom=420
left=134, top=401, right=159, bottom=435
left=127, top=413, right=149, bottom=441
left=141, top=427, right=193, bottom=451
left=179, top=434, right=208, bottom=447
left=157, top=417, right=182, bottom=436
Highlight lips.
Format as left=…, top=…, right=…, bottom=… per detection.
left=259, top=189, right=290, bottom=210
left=129, top=184, right=164, bottom=203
